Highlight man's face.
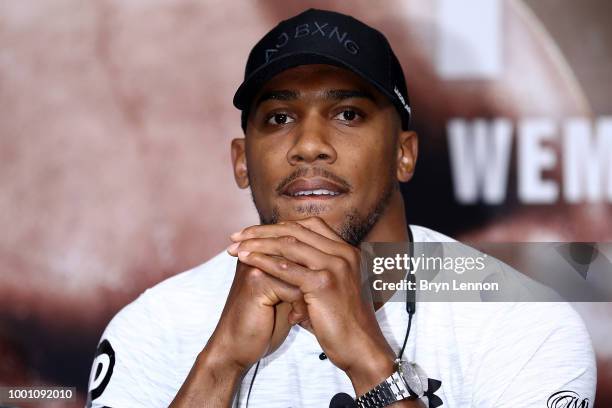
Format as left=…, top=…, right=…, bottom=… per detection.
left=234, top=64, right=404, bottom=245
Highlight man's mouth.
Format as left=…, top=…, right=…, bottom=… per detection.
left=281, top=178, right=348, bottom=199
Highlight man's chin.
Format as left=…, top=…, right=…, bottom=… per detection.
left=274, top=205, right=340, bottom=225
left=280, top=213, right=344, bottom=233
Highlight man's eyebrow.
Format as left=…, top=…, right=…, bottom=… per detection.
left=323, top=89, right=376, bottom=102
left=254, top=89, right=377, bottom=111
left=254, top=90, right=299, bottom=110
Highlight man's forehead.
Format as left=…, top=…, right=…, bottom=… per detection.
left=252, top=64, right=384, bottom=107
left=260, top=64, right=371, bottom=91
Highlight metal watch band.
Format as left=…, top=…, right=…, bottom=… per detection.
left=356, top=371, right=414, bottom=408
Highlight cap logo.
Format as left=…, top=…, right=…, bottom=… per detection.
left=264, top=21, right=360, bottom=63
left=394, top=86, right=411, bottom=114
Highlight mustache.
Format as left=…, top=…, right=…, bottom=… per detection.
left=275, top=167, right=352, bottom=194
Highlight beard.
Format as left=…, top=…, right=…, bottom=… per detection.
left=250, top=167, right=397, bottom=246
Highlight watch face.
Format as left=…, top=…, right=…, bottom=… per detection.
left=399, top=361, right=427, bottom=397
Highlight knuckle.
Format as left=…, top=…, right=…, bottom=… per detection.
left=333, top=257, right=350, bottom=273
left=237, top=238, right=253, bottom=250
left=241, top=226, right=255, bottom=236
left=243, top=268, right=264, bottom=283
left=316, top=271, right=334, bottom=290
left=242, top=238, right=260, bottom=251
left=282, top=235, right=298, bottom=245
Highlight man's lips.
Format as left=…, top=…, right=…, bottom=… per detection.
left=281, top=178, right=348, bottom=199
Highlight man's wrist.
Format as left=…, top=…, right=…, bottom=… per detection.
left=346, top=346, right=397, bottom=397
left=169, top=347, right=246, bottom=407
left=197, top=346, right=247, bottom=380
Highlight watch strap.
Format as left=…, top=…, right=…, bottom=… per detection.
left=356, top=371, right=415, bottom=408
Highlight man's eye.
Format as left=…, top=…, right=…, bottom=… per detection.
left=267, top=113, right=295, bottom=125
left=333, top=109, right=361, bottom=122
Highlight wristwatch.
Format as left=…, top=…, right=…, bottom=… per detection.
left=355, top=359, right=428, bottom=408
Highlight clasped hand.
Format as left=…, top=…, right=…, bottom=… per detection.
left=226, top=216, right=395, bottom=383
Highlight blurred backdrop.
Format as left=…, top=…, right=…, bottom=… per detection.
left=1, top=0, right=611, bottom=406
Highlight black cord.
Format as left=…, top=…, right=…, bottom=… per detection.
left=245, top=360, right=260, bottom=408
left=397, top=308, right=413, bottom=361
left=399, top=225, right=416, bottom=361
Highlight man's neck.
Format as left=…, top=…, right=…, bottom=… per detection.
left=363, top=190, right=410, bottom=243
left=362, top=192, right=411, bottom=311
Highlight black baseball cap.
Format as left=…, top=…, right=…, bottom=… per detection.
left=233, top=8, right=411, bottom=131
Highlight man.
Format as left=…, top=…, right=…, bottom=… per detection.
left=86, top=9, right=595, bottom=408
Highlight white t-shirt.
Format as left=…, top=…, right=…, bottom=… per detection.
left=87, top=226, right=596, bottom=407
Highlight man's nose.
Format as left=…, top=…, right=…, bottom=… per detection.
left=286, top=114, right=337, bottom=165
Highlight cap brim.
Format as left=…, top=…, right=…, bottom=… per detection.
left=232, top=51, right=397, bottom=113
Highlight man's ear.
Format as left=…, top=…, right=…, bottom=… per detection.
left=396, top=130, right=418, bottom=182
left=231, top=138, right=249, bottom=189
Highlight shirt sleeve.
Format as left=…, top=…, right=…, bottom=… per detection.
left=470, top=302, right=596, bottom=407
left=86, top=290, right=171, bottom=408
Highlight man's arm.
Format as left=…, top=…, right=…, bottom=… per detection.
left=169, top=348, right=244, bottom=408
left=168, top=259, right=302, bottom=407
left=172, top=215, right=424, bottom=407
left=87, top=293, right=165, bottom=408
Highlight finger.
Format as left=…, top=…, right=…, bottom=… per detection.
left=288, top=299, right=309, bottom=325
left=291, top=217, right=358, bottom=261
left=293, top=217, right=341, bottom=241
left=238, top=251, right=314, bottom=289
left=230, top=224, right=343, bottom=258
left=270, top=302, right=293, bottom=355
left=229, top=226, right=348, bottom=263
left=254, top=267, right=304, bottom=306
left=231, top=218, right=345, bottom=253
left=235, top=217, right=341, bottom=242
left=236, top=236, right=337, bottom=271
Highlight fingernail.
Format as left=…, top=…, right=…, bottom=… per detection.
left=238, top=250, right=250, bottom=258
left=230, top=230, right=243, bottom=240
left=226, top=242, right=240, bottom=254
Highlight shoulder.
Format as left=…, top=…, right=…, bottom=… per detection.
left=114, top=250, right=236, bottom=325
left=406, top=226, right=595, bottom=403
left=87, top=251, right=237, bottom=406
left=100, top=250, right=237, bottom=347
left=419, top=301, right=595, bottom=406
left=409, top=225, right=456, bottom=243
left=449, top=301, right=591, bottom=346
left=493, top=301, right=593, bottom=362
left=469, top=302, right=596, bottom=406
left=419, top=301, right=591, bottom=350
left=146, top=250, right=237, bottom=300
